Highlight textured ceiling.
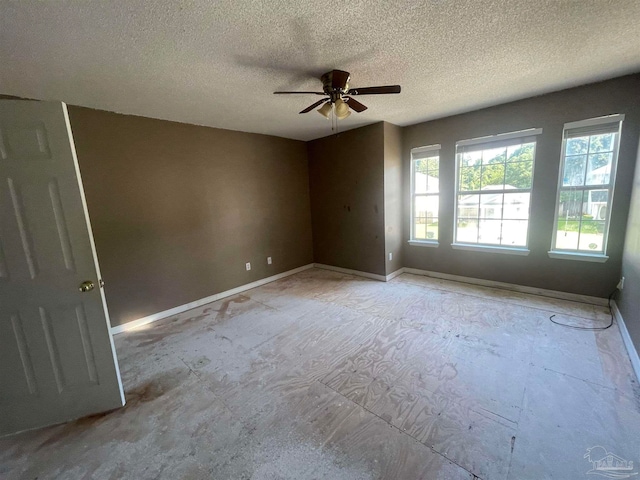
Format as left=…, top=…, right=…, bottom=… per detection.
left=2, top=1, right=640, bottom=141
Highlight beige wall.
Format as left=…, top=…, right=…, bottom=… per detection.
left=402, top=74, right=640, bottom=298
left=383, top=122, right=404, bottom=275
left=68, top=107, right=313, bottom=327
left=307, top=123, right=386, bottom=276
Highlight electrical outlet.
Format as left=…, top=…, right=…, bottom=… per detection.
left=618, top=277, right=625, bottom=290
left=388, top=252, right=393, bottom=261
left=245, top=262, right=251, bottom=271
left=267, top=257, right=272, bottom=265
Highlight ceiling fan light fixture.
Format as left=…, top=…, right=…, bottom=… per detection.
left=317, top=102, right=332, bottom=118
left=334, top=98, right=350, bottom=119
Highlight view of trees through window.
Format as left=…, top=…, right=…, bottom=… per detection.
left=455, top=141, right=535, bottom=247
left=413, top=153, right=439, bottom=241
left=554, top=131, right=617, bottom=252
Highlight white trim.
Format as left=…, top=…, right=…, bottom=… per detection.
left=411, top=144, right=441, bottom=155
left=547, top=251, right=609, bottom=263
left=611, top=300, right=640, bottom=384
left=451, top=243, right=530, bottom=256
left=385, top=268, right=404, bottom=281
left=313, top=263, right=387, bottom=282
left=550, top=115, right=623, bottom=257
left=408, top=240, right=439, bottom=248
left=410, top=146, right=440, bottom=243
left=110, top=264, right=314, bottom=334
left=564, top=113, right=625, bottom=130
left=402, top=267, right=608, bottom=306
left=456, top=128, right=542, bottom=148
left=62, top=102, right=125, bottom=404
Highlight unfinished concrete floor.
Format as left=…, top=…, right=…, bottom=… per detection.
left=1, top=268, right=639, bottom=479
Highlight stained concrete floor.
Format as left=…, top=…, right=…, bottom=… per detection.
left=1, top=268, right=639, bottom=479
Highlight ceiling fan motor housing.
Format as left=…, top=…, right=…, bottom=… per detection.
left=321, top=70, right=351, bottom=102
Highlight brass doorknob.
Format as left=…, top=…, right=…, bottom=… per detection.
left=79, top=281, right=95, bottom=292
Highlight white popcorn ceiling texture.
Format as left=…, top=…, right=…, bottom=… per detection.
left=1, top=0, right=639, bottom=141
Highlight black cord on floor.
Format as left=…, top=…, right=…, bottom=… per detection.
left=549, top=288, right=617, bottom=330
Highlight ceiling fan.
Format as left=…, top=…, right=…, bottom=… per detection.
left=274, top=70, right=401, bottom=119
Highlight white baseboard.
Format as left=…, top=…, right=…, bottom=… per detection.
left=313, top=263, right=387, bottom=282
left=611, top=300, right=640, bottom=385
left=385, top=268, right=404, bottom=281
left=402, top=267, right=608, bottom=307
left=110, top=264, right=314, bottom=334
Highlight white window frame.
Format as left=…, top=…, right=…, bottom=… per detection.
left=452, top=128, right=542, bottom=255
left=409, top=144, right=440, bottom=247
left=549, top=114, right=624, bottom=262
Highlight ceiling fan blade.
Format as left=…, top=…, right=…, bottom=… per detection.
left=331, top=70, right=351, bottom=90
left=274, top=91, right=325, bottom=95
left=299, top=98, right=329, bottom=114
left=344, top=96, right=367, bottom=113
left=348, top=85, right=401, bottom=95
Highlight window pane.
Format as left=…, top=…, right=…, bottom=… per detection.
left=479, top=193, right=503, bottom=219
left=507, top=143, right=535, bottom=162
left=414, top=169, right=428, bottom=194
left=505, top=161, right=533, bottom=189
left=414, top=196, right=438, bottom=240
left=563, top=155, right=587, bottom=186
left=461, top=151, right=481, bottom=166
left=426, top=220, right=439, bottom=240
left=456, top=135, right=537, bottom=248
left=480, top=163, right=505, bottom=189
left=478, top=219, right=502, bottom=244
left=460, top=165, right=481, bottom=191
left=589, top=133, right=614, bottom=153
left=456, top=218, right=478, bottom=243
left=482, top=147, right=506, bottom=165
left=503, top=192, right=530, bottom=219
left=578, top=221, right=605, bottom=252
left=558, top=190, right=584, bottom=221
left=585, top=189, right=609, bottom=220
left=458, top=194, right=479, bottom=219
left=555, top=221, right=580, bottom=250
left=501, top=220, right=528, bottom=246
left=426, top=173, right=439, bottom=193
left=566, top=136, right=588, bottom=155
left=585, top=153, right=612, bottom=185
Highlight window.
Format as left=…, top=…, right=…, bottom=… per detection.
left=410, top=145, right=440, bottom=245
left=453, top=129, right=541, bottom=254
left=550, top=114, right=624, bottom=261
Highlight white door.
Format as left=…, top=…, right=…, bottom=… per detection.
left=0, top=100, right=124, bottom=436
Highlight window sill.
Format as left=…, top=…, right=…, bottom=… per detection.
left=547, top=251, right=609, bottom=263
left=451, top=243, right=530, bottom=256
left=408, top=240, right=439, bottom=248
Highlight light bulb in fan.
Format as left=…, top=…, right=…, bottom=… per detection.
left=334, top=98, right=351, bottom=119
left=317, top=102, right=332, bottom=118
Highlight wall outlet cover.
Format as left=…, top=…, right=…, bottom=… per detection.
left=246, top=262, right=251, bottom=271
left=267, top=257, right=272, bottom=265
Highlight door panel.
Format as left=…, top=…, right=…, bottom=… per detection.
left=0, top=311, right=38, bottom=401
left=0, top=100, right=124, bottom=436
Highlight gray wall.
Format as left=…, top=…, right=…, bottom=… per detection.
left=618, top=140, right=640, bottom=353
left=69, top=107, right=313, bottom=327
left=307, top=123, right=386, bottom=276
left=384, top=122, right=404, bottom=275
left=402, top=74, right=640, bottom=298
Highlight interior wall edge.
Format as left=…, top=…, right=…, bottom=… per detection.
left=612, top=300, right=640, bottom=384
